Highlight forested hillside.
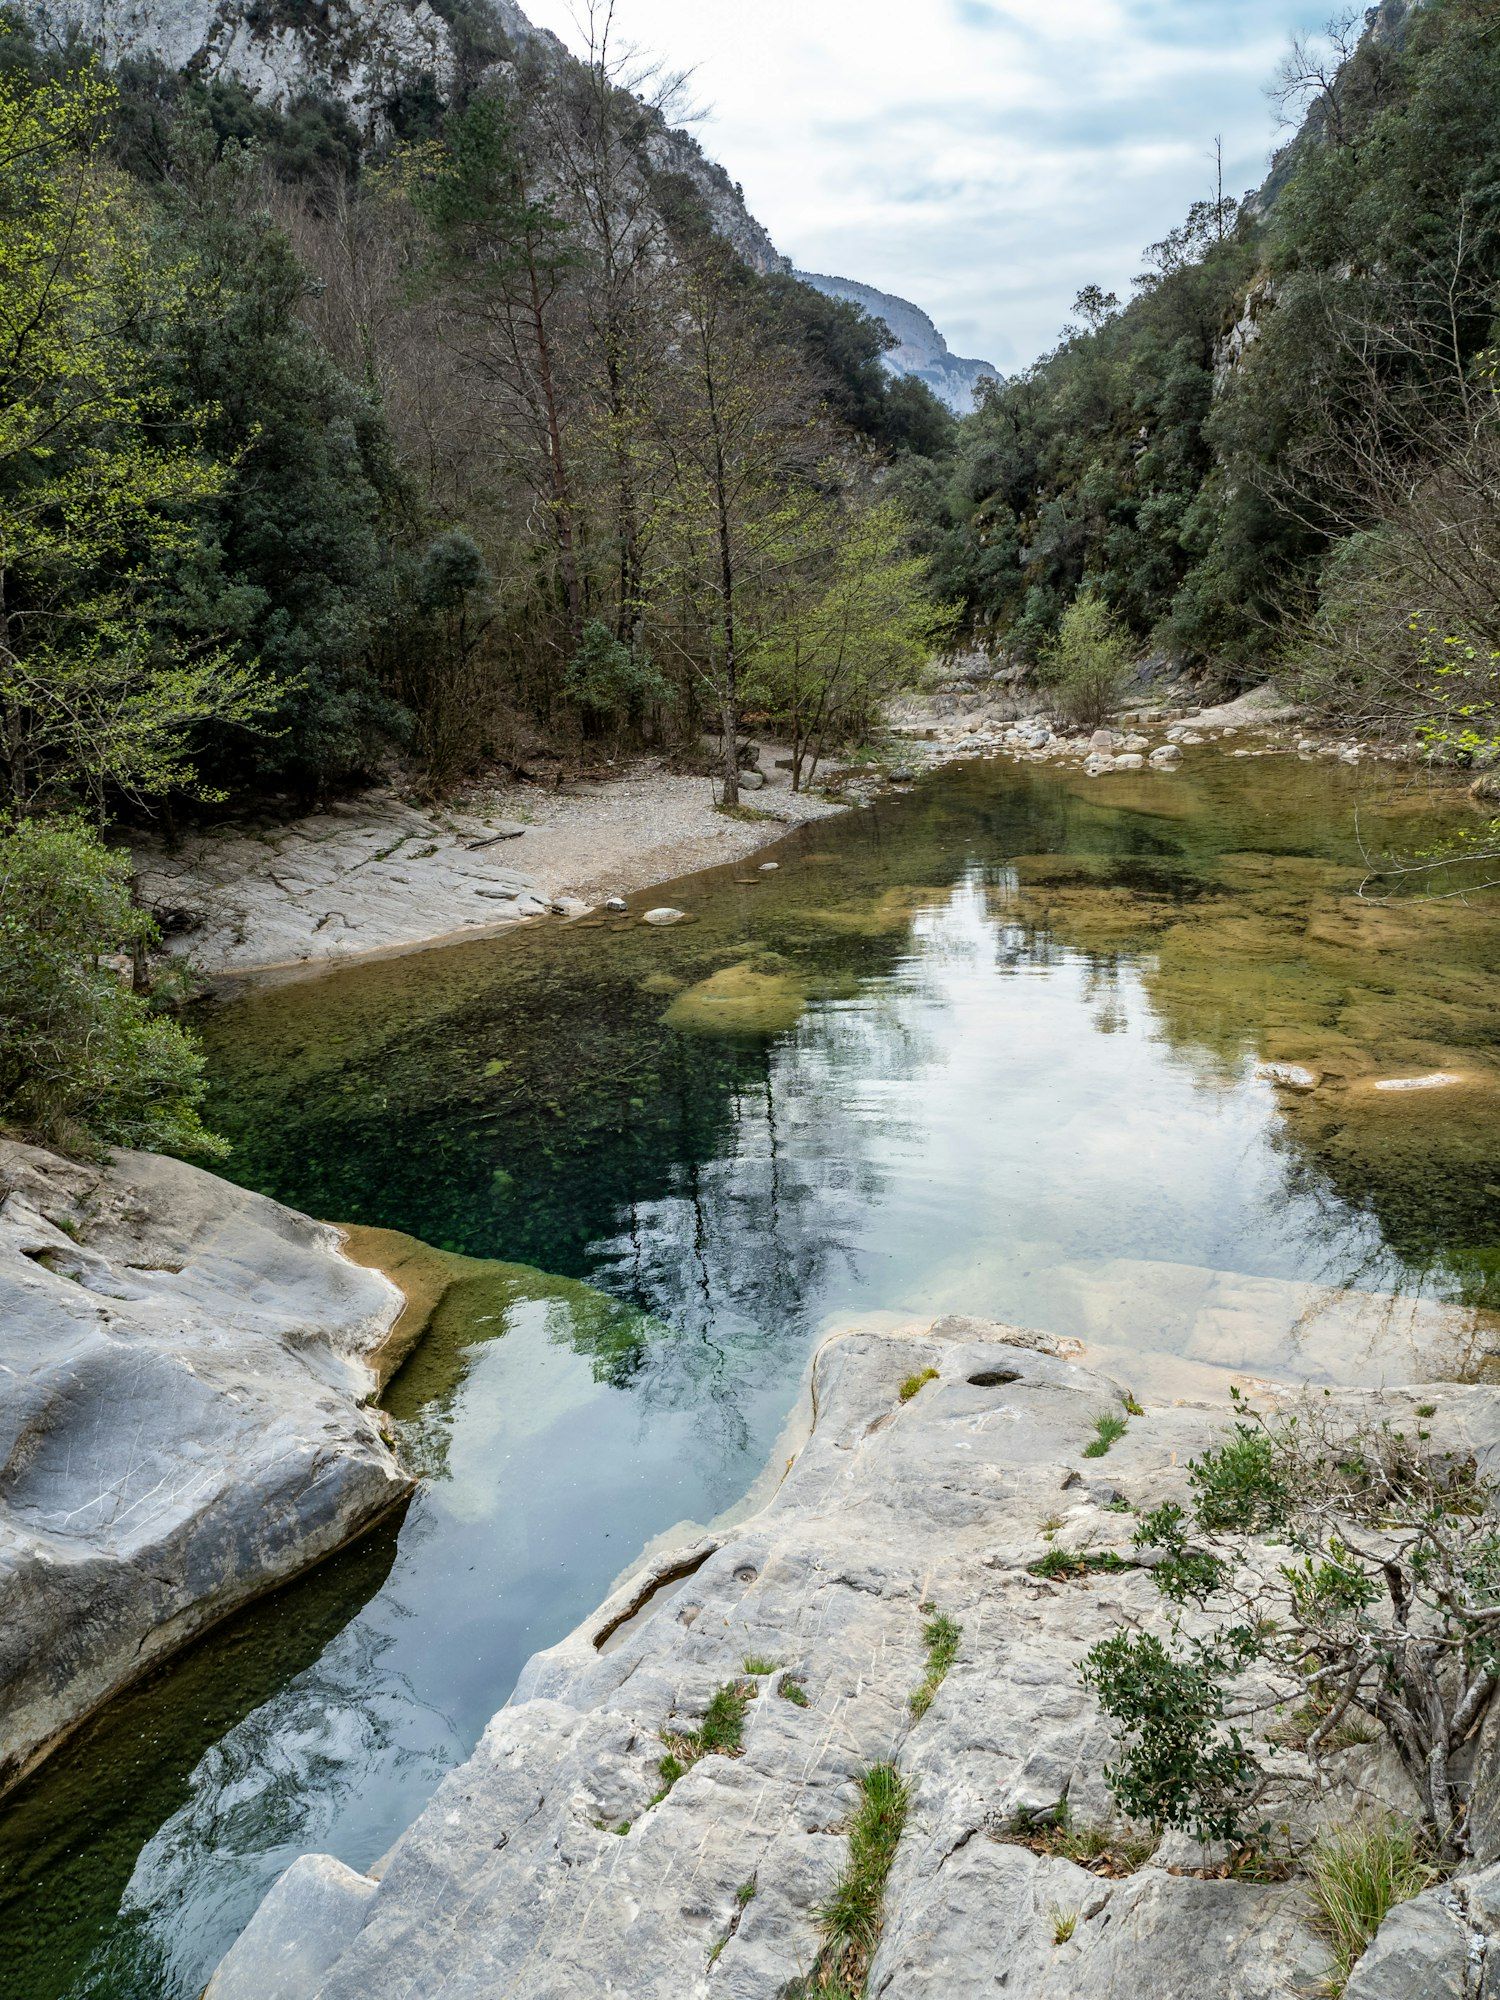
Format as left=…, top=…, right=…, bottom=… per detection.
left=900, top=0, right=1499, bottom=751
left=0, top=0, right=952, bottom=827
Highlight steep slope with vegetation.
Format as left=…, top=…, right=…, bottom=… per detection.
left=903, top=0, right=1499, bottom=757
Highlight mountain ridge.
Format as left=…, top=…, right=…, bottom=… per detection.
left=794, top=268, right=1000, bottom=414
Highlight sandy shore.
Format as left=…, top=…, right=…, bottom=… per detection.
left=132, top=757, right=854, bottom=982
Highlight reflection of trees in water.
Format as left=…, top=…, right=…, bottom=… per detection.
left=0, top=1523, right=403, bottom=2000
left=589, top=988, right=940, bottom=1463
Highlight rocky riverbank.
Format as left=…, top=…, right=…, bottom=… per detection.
left=204, top=1313, right=1500, bottom=2000
left=131, top=756, right=855, bottom=983
left=0, top=1142, right=417, bottom=1797
left=889, top=678, right=1434, bottom=780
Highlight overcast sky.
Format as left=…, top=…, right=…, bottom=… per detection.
left=524, top=0, right=1324, bottom=371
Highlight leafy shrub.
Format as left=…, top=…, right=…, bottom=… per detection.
left=1035, top=592, right=1135, bottom=729
left=1084, top=1403, right=1500, bottom=1860
left=0, top=817, right=224, bottom=1157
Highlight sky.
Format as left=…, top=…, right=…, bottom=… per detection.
left=523, top=0, right=1327, bottom=372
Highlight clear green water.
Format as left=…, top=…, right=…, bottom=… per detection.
left=4, top=752, right=1499, bottom=2000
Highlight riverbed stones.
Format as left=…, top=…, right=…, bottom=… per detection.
left=642, top=906, right=687, bottom=925
left=1113, top=752, right=1145, bottom=770
left=0, top=1144, right=411, bottom=1797
left=209, top=1317, right=1500, bottom=1999
left=1150, top=743, right=1182, bottom=767
left=603, top=896, right=628, bottom=913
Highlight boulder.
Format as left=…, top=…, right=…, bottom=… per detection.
left=0, top=1143, right=411, bottom=1797
left=1113, top=753, right=1145, bottom=770
left=642, top=906, right=687, bottom=925
left=1149, top=744, right=1182, bottom=768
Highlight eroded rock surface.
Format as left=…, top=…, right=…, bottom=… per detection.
left=0, top=1141, right=411, bottom=1794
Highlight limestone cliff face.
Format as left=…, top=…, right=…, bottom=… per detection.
left=795, top=270, right=1000, bottom=414
left=27, top=0, right=787, bottom=272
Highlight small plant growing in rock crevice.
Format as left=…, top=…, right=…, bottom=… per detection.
left=899, top=1367, right=939, bottom=1403
left=1083, top=1412, right=1128, bottom=1459
left=651, top=1680, right=755, bottom=1806
left=792, top=1763, right=909, bottom=1997
left=1050, top=1904, right=1079, bottom=1945
left=1081, top=1399, right=1500, bottom=1863
left=1028, top=1547, right=1132, bottom=1582
left=778, top=1672, right=810, bottom=1707
left=1002, top=1803, right=1157, bottom=1877
left=909, top=1609, right=961, bottom=1719
left=1306, top=1817, right=1438, bottom=1997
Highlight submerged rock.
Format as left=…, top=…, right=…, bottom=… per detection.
left=0, top=1143, right=411, bottom=1797
left=642, top=906, right=687, bottom=926
left=661, top=960, right=807, bottom=1038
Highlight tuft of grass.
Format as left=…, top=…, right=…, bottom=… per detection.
left=1416, top=1403, right=1437, bottom=1418
left=737, top=1879, right=757, bottom=1906
left=1083, top=1411, right=1129, bottom=1459
left=1105, top=1498, right=1134, bottom=1514
left=743, top=1655, right=780, bottom=1676
left=778, top=1672, right=810, bottom=1707
left=899, top=1367, right=939, bottom=1403
left=797, top=1764, right=910, bottom=1997
left=909, top=1610, right=961, bottom=1720
left=1028, top=1547, right=1131, bottom=1582
left=1050, top=1905, right=1079, bottom=1945
left=1003, top=1806, right=1156, bottom=1877
left=1124, top=1393, right=1145, bottom=1417
left=1306, top=1818, right=1439, bottom=1997
left=651, top=1680, right=755, bottom=1805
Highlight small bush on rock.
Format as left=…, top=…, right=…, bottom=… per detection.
left=1082, top=1398, right=1500, bottom=1861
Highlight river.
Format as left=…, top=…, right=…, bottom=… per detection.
left=4, top=749, right=1499, bottom=2000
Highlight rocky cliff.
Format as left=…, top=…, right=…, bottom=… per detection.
left=26, top=0, right=787, bottom=271
left=795, top=271, right=1000, bottom=414
left=0, top=1141, right=415, bottom=1796
left=204, top=1312, right=1500, bottom=2000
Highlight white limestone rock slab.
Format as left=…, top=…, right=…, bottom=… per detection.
left=0, top=1142, right=411, bottom=1795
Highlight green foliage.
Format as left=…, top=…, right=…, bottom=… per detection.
left=795, top=1763, right=909, bottom=1999
left=778, top=1672, right=810, bottom=1707
left=1083, top=1410, right=1129, bottom=1458
left=1037, top=594, right=1134, bottom=729
left=0, top=60, right=271, bottom=811
left=909, top=1610, right=960, bottom=1719
left=564, top=621, right=668, bottom=721
left=1307, top=1819, right=1439, bottom=1997
left=1080, top=1631, right=1258, bottom=1845
left=1088, top=1404, right=1500, bottom=1859
left=1027, top=1547, right=1131, bottom=1581
left=1187, top=1423, right=1292, bottom=1532
left=905, top=0, right=1500, bottom=742
left=652, top=1679, right=754, bottom=1803
left=0, top=816, right=223, bottom=1155
left=898, top=1367, right=938, bottom=1403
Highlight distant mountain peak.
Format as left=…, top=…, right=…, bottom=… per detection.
left=794, top=271, right=1000, bottom=415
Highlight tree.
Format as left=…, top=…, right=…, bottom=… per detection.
left=419, top=85, right=588, bottom=654
left=1036, top=591, right=1134, bottom=728
left=1084, top=1402, right=1500, bottom=1863
left=749, top=497, right=952, bottom=789
left=0, top=816, right=223, bottom=1155
left=0, top=62, right=268, bottom=812
left=652, top=236, right=824, bottom=804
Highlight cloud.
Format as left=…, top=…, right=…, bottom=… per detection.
left=522, top=0, right=1322, bottom=369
